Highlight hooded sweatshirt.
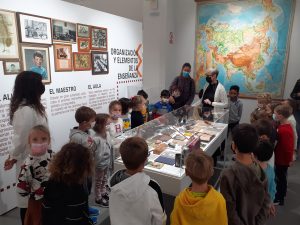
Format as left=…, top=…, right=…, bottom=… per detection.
left=220, top=161, right=270, bottom=225
left=69, top=127, right=97, bottom=153
left=109, top=170, right=165, bottom=225
left=171, top=186, right=227, bottom=225
left=90, top=129, right=112, bottom=169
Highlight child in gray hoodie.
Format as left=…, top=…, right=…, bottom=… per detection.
left=69, top=106, right=99, bottom=221
left=92, top=113, right=113, bottom=207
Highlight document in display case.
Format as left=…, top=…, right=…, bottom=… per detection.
left=114, top=106, right=229, bottom=196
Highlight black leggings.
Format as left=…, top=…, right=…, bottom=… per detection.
left=20, top=208, right=27, bottom=225
left=275, top=165, right=288, bottom=201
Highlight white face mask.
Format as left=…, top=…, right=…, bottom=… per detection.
left=128, top=109, right=132, bottom=114
left=162, top=98, right=169, bottom=103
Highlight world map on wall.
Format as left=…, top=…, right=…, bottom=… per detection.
left=195, top=0, right=294, bottom=98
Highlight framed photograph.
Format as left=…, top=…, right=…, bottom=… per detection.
left=52, top=19, right=76, bottom=43
left=17, top=13, right=52, bottom=45
left=53, top=44, right=73, bottom=72
left=3, top=60, right=22, bottom=75
left=77, top=23, right=90, bottom=38
left=73, top=52, right=91, bottom=71
left=77, top=37, right=91, bottom=52
left=91, top=51, right=109, bottom=75
left=0, top=9, right=19, bottom=59
left=91, top=26, right=107, bottom=51
left=21, top=45, right=51, bottom=84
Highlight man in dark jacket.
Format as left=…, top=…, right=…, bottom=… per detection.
left=290, top=78, right=300, bottom=152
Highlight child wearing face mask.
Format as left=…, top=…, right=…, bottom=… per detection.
left=273, top=104, right=294, bottom=206
left=228, top=85, right=243, bottom=133
left=69, top=106, right=97, bottom=151
left=92, top=113, right=113, bottom=207
left=152, top=90, right=173, bottom=119
left=17, top=125, right=54, bottom=225
left=69, top=106, right=99, bottom=220
left=108, top=100, right=123, bottom=137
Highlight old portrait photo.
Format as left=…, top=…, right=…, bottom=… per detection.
left=21, top=45, right=51, bottom=83
left=3, top=60, right=21, bottom=75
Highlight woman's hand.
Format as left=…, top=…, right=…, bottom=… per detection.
left=169, top=96, right=175, bottom=104
left=204, top=99, right=212, bottom=105
left=4, top=156, right=17, bottom=170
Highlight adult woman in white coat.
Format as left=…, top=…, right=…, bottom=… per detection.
left=4, top=71, right=48, bottom=225
left=201, top=68, right=228, bottom=109
left=200, top=68, right=228, bottom=166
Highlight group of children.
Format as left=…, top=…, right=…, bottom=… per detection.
left=14, top=87, right=174, bottom=225
left=15, top=85, right=298, bottom=225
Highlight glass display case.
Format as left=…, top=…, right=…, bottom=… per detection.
left=114, top=105, right=229, bottom=195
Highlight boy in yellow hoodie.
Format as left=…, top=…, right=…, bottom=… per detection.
left=171, top=149, right=228, bottom=225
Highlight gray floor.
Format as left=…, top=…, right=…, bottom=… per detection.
left=1, top=160, right=300, bottom=225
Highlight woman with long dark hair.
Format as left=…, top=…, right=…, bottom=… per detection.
left=4, top=71, right=48, bottom=225
left=169, top=63, right=196, bottom=109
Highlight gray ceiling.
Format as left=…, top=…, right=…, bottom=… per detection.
left=62, top=0, right=143, bottom=22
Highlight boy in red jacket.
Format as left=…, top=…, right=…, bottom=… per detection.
left=273, top=104, right=294, bottom=206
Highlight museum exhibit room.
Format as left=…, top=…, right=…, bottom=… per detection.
left=0, top=0, right=300, bottom=224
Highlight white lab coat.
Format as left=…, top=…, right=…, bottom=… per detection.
left=202, top=82, right=228, bottom=108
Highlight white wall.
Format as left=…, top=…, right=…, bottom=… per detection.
left=63, top=0, right=143, bottom=22
left=143, top=0, right=300, bottom=123
left=0, top=0, right=142, bottom=214
left=143, top=0, right=169, bottom=102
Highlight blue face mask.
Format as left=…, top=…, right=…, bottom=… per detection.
left=272, top=113, right=277, bottom=121
left=182, top=71, right=190, bottom=77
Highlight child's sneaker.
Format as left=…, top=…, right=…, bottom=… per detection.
left=273, top=198, right=284, bottom=206
left=89, top=206, right=100, bottom=216
left=105, top=184, right=111, bottom=193
left=89, top=216, right=98, bottom=225
left=102, top=193, right=109, bottom=200
left=95, top=198, right=109, bottom=208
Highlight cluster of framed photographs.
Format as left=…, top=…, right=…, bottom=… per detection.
left=0, top=9, right=109, bottom=84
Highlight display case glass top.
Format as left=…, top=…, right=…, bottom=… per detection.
left=115, top=106, right=229, bottom=178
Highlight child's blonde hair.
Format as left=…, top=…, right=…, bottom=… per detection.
left=257, top=92, right=272, bottom=107
left=28, top=125, right=50, bottom=143
left=131, top=95, right=144, bottom=110
left=185, top=149, right=213, bottom=185
left=250, top=109, right=269, bottom=124
left=274, top=104, right=292, bottom=119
